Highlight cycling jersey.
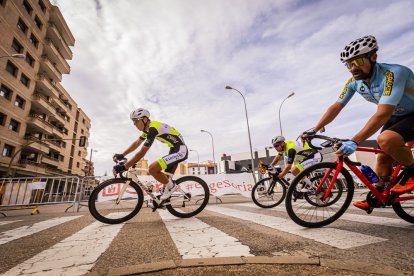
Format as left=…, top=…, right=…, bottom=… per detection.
left=139, top=121, right=185, bottom=149
left=139, top=121, right=187, bottom=173
left=337, top=63, right=414, bottom=116
left=278, top=140, right=317, bottom=164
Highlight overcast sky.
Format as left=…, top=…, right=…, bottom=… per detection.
left=53, top=0, right=414, bottom=175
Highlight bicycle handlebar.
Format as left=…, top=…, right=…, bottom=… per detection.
left=304, top=134, right=350, bottom=151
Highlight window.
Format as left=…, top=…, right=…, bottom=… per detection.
left=0, top=85, right=12, bottom=100
left=38, top=0, right=46, bottom=13
left=3, top=144, right=15, bottom=157
left=0, top=112, right=6, bottom=126
left=29, top=34, right=38, bottom=48
left=25, top=53, right=34, bottom=66
left=81, top=129, right=84, bottom=134
left=12, top=39, right=23, bottom=53
left=20, top=74, right=30, bottom=87
left=17, top=18, right=28, bottom=34
left=8, top=119, right=20, bottom=132
left=22, top=0, right=32, bottom=15
left=78, top=150, right=81, bottom=156
left=15, top=95, right=25, bottom=108
left=76, top=162, right=80, bottom=168
left=0, top=0, right=5, bottom=7
left=6, top=61, right=18, bottom=77
left=34, top=16, right=43, bottom=30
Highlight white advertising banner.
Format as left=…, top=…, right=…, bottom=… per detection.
left=97, top=173, right=256, bottom=202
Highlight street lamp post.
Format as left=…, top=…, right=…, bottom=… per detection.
left=200, top=130, right=216, bottom=174
left=278, top=92, right=295, bottom=136
left=87, top=149, right=98, bottom=176
left=225, top=86, right=257, bottom=183
left=0, top=54, right=26, bottom=59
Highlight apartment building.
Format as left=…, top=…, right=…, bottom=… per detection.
left=0, top=0, right=90, bottom=177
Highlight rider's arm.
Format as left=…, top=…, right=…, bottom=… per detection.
left=351, top=104, right=395, bottom=144
left=313, top=102, right=345, bottom=132
left=124, top=145, right=150, bottom=169
left=279, top=149, right=296, bottom=178
left=270, top=154, right=281, bottom=166
left=121, top=138, right=144, bottom=156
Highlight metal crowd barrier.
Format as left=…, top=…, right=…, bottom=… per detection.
left=0, top=176, right=85, bottom=216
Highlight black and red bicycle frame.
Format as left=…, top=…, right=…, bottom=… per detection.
left=316, top=141, right=414, bottom=205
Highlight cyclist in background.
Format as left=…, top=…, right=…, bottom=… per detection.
left=270, top=136, right=322, bottom=181
left=303, top=35, right=414, bottom=210
left=112, top=108, right=188, bottom=201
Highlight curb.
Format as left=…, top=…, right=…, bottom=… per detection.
left=88, top=255, right=413, bottom=276
left=105, top=256, right=320, bottom=276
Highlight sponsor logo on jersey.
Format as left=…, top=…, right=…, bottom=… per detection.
left=359, top=86, right=365, bottom=92
left=339, top=78, right=354, bottom=99
left=383, top=70, right=394, bottom=96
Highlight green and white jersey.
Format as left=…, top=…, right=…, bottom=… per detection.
left=139, top=121, right=185, bottom=149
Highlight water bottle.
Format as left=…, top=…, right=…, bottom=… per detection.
left=361, top=165, right=379, bottom=183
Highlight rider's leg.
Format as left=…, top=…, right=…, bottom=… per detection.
left=148, top=161, right=171, bottom=187
left=374, top=152, right=394, bottom=189
left=377, top=130, right=414, bottom=167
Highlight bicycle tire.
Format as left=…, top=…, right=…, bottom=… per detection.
left=88, top=178, right=144, bottom=224
left=304, top=175, right=344, bottom=207
left=285, top=162, right=354, bottom=228
left=166, top=176, right=209, bottom=218
left=392, top=198, right=414, bottom=223
left=251, top=177, right=287, bottom=208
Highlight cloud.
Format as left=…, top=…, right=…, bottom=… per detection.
left=54, top=0, right=414, bottom=175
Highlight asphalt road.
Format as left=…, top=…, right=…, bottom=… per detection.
left=0, top=192, right=413, bottom=276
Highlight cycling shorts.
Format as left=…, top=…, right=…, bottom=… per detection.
left=381, top=112, right=414, bottom=142
left=295, top=152, right=323, bottom=172
left=157, top=145, right=188, bottom=174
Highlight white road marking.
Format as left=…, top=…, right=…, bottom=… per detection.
left=0, top=216, right=82, bottom=245
left=206, top=205, right=387, bottom=249
left=4, top=213, right=126, bottom=276
left=158, top=209, right=253, bottom=259
left=0, top=220, right=22, bottom=226
left=235, top=203, right=414, bottom=229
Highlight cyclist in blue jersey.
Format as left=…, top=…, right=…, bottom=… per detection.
left=304, top=35, right=414, bottom=210
left=112, top=108, right=188, bottom=201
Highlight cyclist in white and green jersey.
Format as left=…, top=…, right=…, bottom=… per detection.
left=270, top=135, right=322, bottom=179
left=113, top=108, right=188, bottom=200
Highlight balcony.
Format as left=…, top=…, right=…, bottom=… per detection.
left=32, top=93, right=55, bottom=117
left=27, top=113, right=66, bottom=138
left=43, top=39, right=70, bottom=74
left=45, top=139, right=63, bottom=152
left=46, top=23, right=72, bottom=60
left=40, top=56, right=62, bottom=82
left=41, top=154, right=60, bottom=167
left=49, top=7, right=75, bottom=47
left=36, top=75, right=60, bottom=99
left=18, top=159, right=47, bottom=175
left=24, top=136, right=49, bottom=155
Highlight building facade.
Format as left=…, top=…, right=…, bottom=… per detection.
left=0, top=0, right=90, bottom=177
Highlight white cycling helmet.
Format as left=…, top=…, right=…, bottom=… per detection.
left=130, top=108, right=150, bottom=121
left=272, top=136, right=285, bottom=145
left=340, top=35, right=378, bottom=62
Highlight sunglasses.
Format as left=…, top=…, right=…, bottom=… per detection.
left=273, top=143, right=282, bottom=148
left=345, top=57, right=365, bottom=69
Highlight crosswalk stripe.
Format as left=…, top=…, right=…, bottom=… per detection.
left=4, top=213, right=126, bottom=276
left=235, top=203, right=414, bottom=229
left=0, top=216, right=82, bottom=245
left=0, top=220, right=22, bottom=226
left=158, top=209, right=253, bottom=259
left=206, top=205, right=387, bottom=249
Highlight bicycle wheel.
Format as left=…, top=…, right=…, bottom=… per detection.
left=251, top=177, right=287, bottom=208
left=285, top=162, right=354, bottom=228
left=304, top=174, right=344, bottom=207
left=88, top=178, right=144, bottom=224
left=392, top=197, right=414, bottom=223
left=166, top=176, right=209, bottom=218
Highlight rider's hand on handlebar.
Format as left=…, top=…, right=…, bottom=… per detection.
left=301, top=128, right=316, bottom=140
left=112, top=164, right=127, bottom=176
left=336, top=140, right=358, bottom=156
left=113, top=153, right=125, bottom=162
left=267, top=165, right=278, bottom=175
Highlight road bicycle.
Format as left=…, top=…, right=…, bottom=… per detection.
left=285, top=134, right=414, bottom=228
left=88, top=160, right=210, bottom=224
left=251, top=162, right=288, bottom=208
